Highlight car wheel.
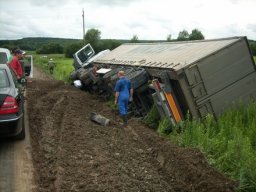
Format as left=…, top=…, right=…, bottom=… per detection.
left=15, top=116, right=25, bottom=140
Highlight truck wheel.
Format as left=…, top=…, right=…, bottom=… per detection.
left=110, top=67, right=134, bottom=82
left=70, top=70, right=78, bottom=81
left=127, top=68, right=149, bottom=89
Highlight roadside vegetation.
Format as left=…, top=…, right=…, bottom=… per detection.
left=145, top=102, right=256, bottom=192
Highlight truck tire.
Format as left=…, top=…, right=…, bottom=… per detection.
left=110, top=67, right=134, bottom=82
left=127, top=68, right=149, bottom=89
left=77, top=68, right=92, bottom=85
left=70, top=70, right=78, bottom=81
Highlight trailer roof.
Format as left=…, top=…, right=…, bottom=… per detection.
left=95, top=36, right=245, bottom=71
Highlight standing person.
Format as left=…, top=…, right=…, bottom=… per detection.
left=48, top=58, right=55, bottom=74
left=9, top=49, right=24, bottom=83
left=114, top=71, right=133, bottom=126
left=19, top=51, right=32, bottom=83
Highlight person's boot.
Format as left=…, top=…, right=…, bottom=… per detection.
left=120, top=115, right=128, bottom=127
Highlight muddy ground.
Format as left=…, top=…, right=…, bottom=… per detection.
left=27, top=67, right=238, bottom=192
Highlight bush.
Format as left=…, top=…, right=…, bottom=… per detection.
left=64, top=42, right=84, bottom=58
left=157, top=117, right=172, bottom=135
left=143, top=104, right=161, bottom=129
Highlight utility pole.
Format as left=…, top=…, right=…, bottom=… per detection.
left=82, top=8, right=85, bottom=40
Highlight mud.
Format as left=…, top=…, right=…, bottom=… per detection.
left=27, top=66, right=238, bottom=192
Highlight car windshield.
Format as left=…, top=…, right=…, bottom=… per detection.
left=0, top=69, right=9, bottom=88
left=77, top=49, right=93, bottom=63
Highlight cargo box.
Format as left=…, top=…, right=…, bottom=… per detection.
left=94, top=36, right=256, bottom=120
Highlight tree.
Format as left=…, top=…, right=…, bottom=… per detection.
left=36, top=43, right=63, bottom=54
left=84, top=28, right=101, bottom=46
left=64, top=42, right=84, bottom=58
left=177, top=30, right=189, bottom=41
left=100, top=39, right=122, bottom=51
left=130, top=35, right=139, bottom=43
left=166, top=34, right=172, bottom=42
left=249, top=41, right=256, bottom=56
left=189, top=29, right=205, bottom=40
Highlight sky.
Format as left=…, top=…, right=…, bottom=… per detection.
left=0, top=0, right=256, bottom=40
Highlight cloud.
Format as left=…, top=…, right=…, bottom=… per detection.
left=77, top=0, right=143, bottom=7
left=247, top=24, right=256, bottom=34
left=0, top=0, right=256, bottom=40
left=27, top=0, right=71, bottom=8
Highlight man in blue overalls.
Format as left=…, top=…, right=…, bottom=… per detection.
left=114, top=71, right=133, bottom=126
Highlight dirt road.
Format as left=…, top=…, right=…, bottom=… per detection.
left=27, top=66, right=238, bottom=192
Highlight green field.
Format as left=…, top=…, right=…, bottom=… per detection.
left=28, top=51, right=74, bottom=82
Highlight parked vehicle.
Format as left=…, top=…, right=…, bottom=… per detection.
left=0, top=63, right=25, bottom=139
left=0, top=48, right=11, bottom=64
left=71, top=37, right=256, bottom=125
left=0, top=47, right=33, bottom=78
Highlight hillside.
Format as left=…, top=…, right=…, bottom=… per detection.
left=0, top=37, right=81, bottom=51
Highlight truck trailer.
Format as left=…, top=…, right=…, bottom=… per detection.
left=71, top=36, right=256, bottom=125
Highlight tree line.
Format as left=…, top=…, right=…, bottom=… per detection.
left=65, top=28, right=206, bottom=58
left=69, top=28, right=256, bottom=57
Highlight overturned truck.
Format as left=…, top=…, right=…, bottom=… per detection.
left=71, top=36, right=256, bottom=125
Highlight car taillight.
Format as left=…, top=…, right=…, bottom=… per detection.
left=0, top=96, right=19, bottom=115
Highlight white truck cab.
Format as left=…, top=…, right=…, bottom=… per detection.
left=73, top=44, right=110, bottom=70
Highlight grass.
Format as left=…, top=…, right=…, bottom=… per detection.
left=144, top=100, right=256, bottom=191
left=143, top=104, right=161, bottom=129
left=27, top=51, right=74, bottom=82
left=167, top=103, right=256, bottom=192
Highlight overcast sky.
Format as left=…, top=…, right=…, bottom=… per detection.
left=0, top=0, right=256, bottom=40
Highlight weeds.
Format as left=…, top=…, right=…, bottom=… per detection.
left=168, top=102, right=256, bottom=191
left=143, top=104, right=161, bottom=129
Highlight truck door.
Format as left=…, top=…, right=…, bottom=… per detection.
left=73, top=44, right=95, bottom=70
left=152, top=79, right=183, bottom=126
